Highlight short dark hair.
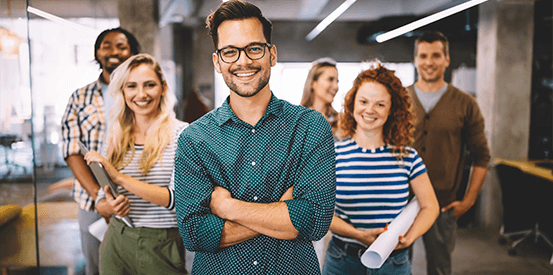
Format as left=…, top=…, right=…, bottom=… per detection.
left=94, top=27, right=140, bottom=67
left=414, top=31, right=449, bottom=57
left=206, top=0, right=273, bottom=49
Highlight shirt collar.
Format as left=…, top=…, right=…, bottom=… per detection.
left=95, top=75, right=107, bottom=95
left=215, top=93, right=284, bottom=126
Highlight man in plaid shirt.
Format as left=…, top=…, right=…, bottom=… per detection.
left=61, top=27, right=139, bottom=275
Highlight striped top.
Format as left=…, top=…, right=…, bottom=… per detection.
left=333, top=138, right=427, bottom=246
left=97, top=120, right=188, bottom=228
left=61, top=78, right=107, bottom=211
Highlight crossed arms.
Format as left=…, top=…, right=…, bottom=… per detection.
left=174, top=121, right=336, bottom=253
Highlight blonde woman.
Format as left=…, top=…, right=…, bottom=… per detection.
left=301, top=57, right=339, bottom=133
left=84, top=54, right=188, bottom=274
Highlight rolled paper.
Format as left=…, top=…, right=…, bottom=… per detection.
left=88, top=218, right=109, bottom=242
left=360, top=197, right=421, bottom=268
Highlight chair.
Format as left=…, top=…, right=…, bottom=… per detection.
left=496, top=164, right=553, bottom=263
left=0, top=134, right=26, bottom=179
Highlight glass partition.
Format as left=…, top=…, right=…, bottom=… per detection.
left=1, top=1, right=119, bottom=273
left=0, top=0, right=38, bottom=273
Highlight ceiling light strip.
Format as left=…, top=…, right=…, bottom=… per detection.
left=305, top=0, right=357, bottom=41
left=376, top=0, right=489, bottom=43
left=27, top=6, right=99, bottom=36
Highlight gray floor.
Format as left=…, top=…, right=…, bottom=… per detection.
left=182, top=226, right=553, bottom=274
left=2, top=166, right=553, bottom=274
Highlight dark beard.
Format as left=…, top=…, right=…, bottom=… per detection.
left=225, top=69, right=270, bottom=98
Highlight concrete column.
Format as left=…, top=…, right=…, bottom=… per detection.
left=476, top=0, right=534, bottom=229
left=117, top=0, right=160, bottom=58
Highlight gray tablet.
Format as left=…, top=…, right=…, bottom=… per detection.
left=78, top=141, right=133, bottom=227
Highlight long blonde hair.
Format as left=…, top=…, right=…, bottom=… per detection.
left=106, top=53, right=177, bottom=175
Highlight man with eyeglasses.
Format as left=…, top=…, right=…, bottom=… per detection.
left=173, top=0, right=336, bottom=274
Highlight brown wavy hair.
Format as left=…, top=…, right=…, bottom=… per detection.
left=338, top=63, right=414, bottom=156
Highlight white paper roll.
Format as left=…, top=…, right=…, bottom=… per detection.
left=360, top=197, right=421, bottom=268
left=88, top=218, right=109, bottom=242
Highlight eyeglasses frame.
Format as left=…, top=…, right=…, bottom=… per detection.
left=215, top=42, right=273, bottom=64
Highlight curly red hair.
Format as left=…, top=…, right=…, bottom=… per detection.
left=338, top=63, right=414, bottom=155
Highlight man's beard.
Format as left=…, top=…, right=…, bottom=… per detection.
left=224, top=67, right=270, bottom=98
left=421, top=74, right=441, bottom=83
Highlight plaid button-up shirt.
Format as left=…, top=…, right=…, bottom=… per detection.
left=61, top=77, right=107, bottom=211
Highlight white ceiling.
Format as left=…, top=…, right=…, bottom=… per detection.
left=3, top=0, right=468, bottom=23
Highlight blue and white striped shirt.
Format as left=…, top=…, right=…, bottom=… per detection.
left=333, top=138, right=427, bottom=245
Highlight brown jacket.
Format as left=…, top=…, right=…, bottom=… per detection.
left=407, top=84, right=490, bottom=207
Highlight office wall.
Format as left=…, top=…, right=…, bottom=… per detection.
left=190, top=20, right=478, bottom=110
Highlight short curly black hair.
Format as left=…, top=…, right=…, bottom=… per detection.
left=94, top=27, right=140, bottom=69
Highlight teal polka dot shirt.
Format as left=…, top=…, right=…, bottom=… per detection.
left=174, top=94, right=336, bottom=275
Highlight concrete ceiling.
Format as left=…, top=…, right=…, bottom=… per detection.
left=3, top=0, right=469, bottom=23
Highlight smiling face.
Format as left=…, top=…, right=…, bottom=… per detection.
left=212, top=17, right=277, bottom=98
left=312, top=66, right=339, bottom=105
left=415, top=41, right=450, bottom=83
left=353, top=81, right=392, bottom=136
left=123, top=64, right=165, bottom=120
left=96, top=32, right=133, bottom=74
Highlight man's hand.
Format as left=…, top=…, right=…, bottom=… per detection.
left=441, top=199, right=473, bottom=219
left=104, top=185, right=130, bottom=217
left=280, top=186, right=293, bottom=201
left=210, top=186, right=233, bottom=220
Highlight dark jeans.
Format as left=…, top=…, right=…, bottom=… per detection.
left=422, top=209, right=457, bottom=275
left=322, top=238, right=411, bottom=275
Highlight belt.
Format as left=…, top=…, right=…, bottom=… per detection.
left=332, top=237, right=407, bottom=259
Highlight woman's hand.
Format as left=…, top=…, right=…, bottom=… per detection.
left=355, top=227, right=387, bottom=247
left=104, top=185, right=130, bottom=217
left=83, top=151, right=121, bottom=185
left=395, top=234, right=415, bottom=250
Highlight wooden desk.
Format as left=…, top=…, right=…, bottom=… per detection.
left=494, top=158, right=553, bottom=182
left=494, top=158, right=553, bottom=264
left=0, top=202, right=80, bottom=274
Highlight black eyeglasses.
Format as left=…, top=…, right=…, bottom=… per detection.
left=215, top=42, right=272, bottom=63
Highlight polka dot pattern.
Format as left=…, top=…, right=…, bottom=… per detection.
left=174, top=95, right=336, bottom=274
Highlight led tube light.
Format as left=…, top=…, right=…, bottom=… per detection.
left=27, top=6, right=99, bottom=36
left=376, top=0, right=489, bottom=43
left=305, top=0, right=357, bottom=41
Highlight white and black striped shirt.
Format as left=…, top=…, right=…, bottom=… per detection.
left=98, top=120, right=188, bottom=228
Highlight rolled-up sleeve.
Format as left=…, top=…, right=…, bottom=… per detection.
left=61, top=91, right=81, bottom=159
left=286, top=113, right=336, bottom=241
left=174, top=132, right=226, bottom=253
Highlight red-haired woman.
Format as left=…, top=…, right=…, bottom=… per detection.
left=322, top=63, right=439, bottom=275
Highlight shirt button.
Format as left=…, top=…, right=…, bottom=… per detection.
left=253, top=261, right=258, bottom=265
left=252, top=129, right=256, bottom=133
left=422, top=147, right=426, bottom=152
left=252, top=161, right=256, bottom=166
left=425, top=115, right=430, bottom=119
left=423, top=130, right=428, bottom=135
left=253, top=196, right=258, bottom=201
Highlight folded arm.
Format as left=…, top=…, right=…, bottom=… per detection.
left=84, top=151, right=171, bottom=208
left=211, top=186, right=298, bottom=241
left=329, top=215, right=386, bottom=246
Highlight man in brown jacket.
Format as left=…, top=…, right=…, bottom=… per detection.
left=407, top=31, right=490, bottom=275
